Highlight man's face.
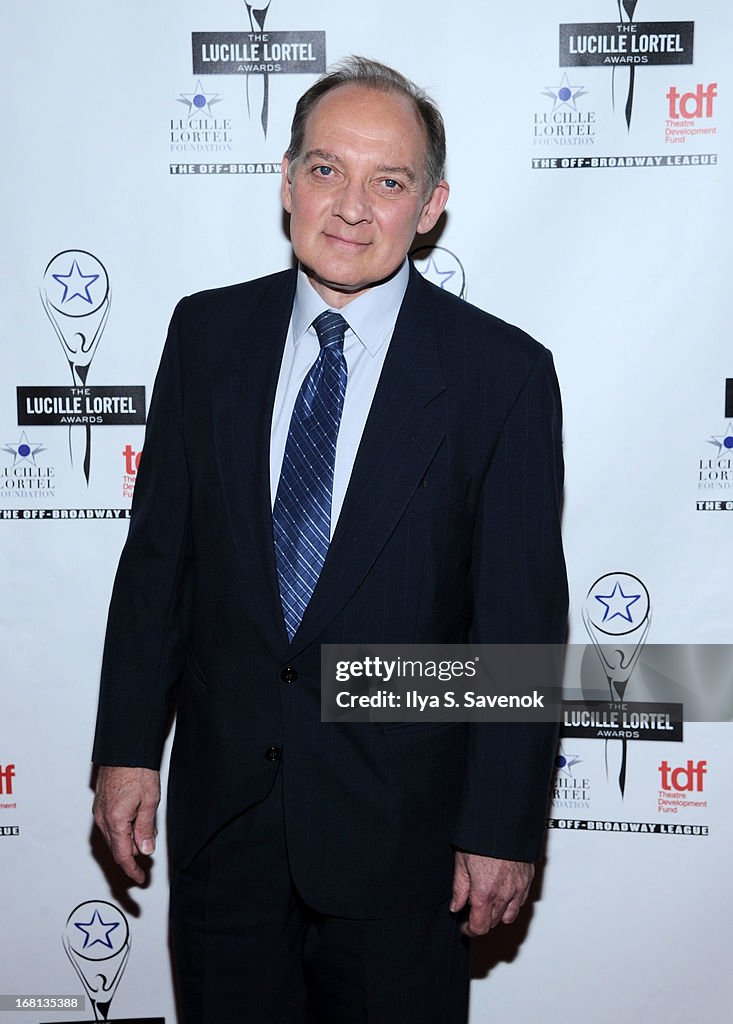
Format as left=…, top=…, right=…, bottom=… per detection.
left=281, top=83, right=449, bottom=308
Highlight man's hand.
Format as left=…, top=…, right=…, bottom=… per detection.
left=450, top=851, right=534, bottom=937
left=93, top=766, right=161, bottom=884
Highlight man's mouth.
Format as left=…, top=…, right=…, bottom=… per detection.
left=324, top=233, right=371, bottom=249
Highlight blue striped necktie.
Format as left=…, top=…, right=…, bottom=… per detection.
left=273, top=310, right=348, bottom=641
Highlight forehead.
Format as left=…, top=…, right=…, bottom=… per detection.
left=302, top=83, right=427, bottom=162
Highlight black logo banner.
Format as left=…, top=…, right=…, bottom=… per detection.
left=192, top=32, right=326, bottom=75
left=17, top=387, right=146, bottom=426
left=560, top=22, right=694, bottom=66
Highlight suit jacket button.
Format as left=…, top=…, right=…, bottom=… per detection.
left=280, top=667, right=298, bottom=683
left=264, top=746, right=282, bottom=763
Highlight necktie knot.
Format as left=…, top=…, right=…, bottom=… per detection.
left=313, top=310, right=348, bottom=350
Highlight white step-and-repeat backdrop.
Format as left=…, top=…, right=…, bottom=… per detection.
left=2, top=2, right=730, bottom=1022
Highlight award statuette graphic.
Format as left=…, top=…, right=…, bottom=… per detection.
left=583, top=571, right=651, bottom=795
left=63, top=901, right=130, bottom=1022
left=40, top=250, right=110, bottom=483
left=245, top=0, right=272, bottom=136
left=613, top=0, right=639, bottom=130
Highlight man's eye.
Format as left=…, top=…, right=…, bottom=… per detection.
left=382, top=178, right=400, bottom=190
left=314, top=166, right=333, bottom=177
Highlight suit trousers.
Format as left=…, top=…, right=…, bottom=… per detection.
left=169, top=771, right=470, bottom=1024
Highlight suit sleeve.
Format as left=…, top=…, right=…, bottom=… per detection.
left=92, top=299, right=194, bottom=769
left=453, top=346, right=568, bottom=862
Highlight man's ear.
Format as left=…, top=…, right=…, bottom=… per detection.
left=416, top=180, right=450, bottom=235
left=281, top=155, right=293, bottom=213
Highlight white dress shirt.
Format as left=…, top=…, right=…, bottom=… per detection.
left=270, top=260, right=409, bottom=537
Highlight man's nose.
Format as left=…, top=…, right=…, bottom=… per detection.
left=332, top=178, right=373, bottom=223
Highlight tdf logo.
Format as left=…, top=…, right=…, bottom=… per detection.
left=0, top=764, right=15, bottom=795
left=667, top=83, right=717, bottom=119
left=658, top=759, right=707, bottom=792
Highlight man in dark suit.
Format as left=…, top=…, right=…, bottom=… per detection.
left=93, top=57, right=567, bottom=1024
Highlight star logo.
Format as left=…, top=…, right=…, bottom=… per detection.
left=542, top=72, right=588, bottom=112
left=584, top=572, right=650, bottom=636
left=51, top=259, right=100, bottom=306
left=42, top=249, right=109, bottom=320
left=3, top=432, right=46, bottom=466
left=555, top=751, right=582, bottom=776
left=73, top=908, right=120, bottom=951
left=707, top=423, right=733, bottom=461
left=411, top=246, right=466, bottom=299
left=65, top=900, right=129, bottom=965
left=177, top=80, right=222, bottom=120
left=420, top=255, right=456, bottom=291
left=594, top=582, right=641, bottom=626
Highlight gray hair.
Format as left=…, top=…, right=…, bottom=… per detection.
left=285, top=56, right=446, bottom=196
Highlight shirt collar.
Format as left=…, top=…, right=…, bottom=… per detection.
left=292, top=260, right=410, bottom=356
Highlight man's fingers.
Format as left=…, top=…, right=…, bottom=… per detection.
left=97, top=814, right=149, bottom=882
left=453, top=852, right=535, bottom=935
left=461, top=894, right=505, bottom=937
left=461, top=888, right=527, bottom=934
left=113, top=853, right=145, bottom=884
left=104, top=820, right=146, bottom=883
left=133, top=806, right=158, bottom=856
left=500, top=895, right=525, bottom=926
left=92, top=765, right=161, bottom=884
left=450, top=859, right=471, bottom=912
left=133, top=832, right=156, bottom=857
left=107, top=808, right=147, bottom=876
left=462, top=900, right=492, bottom=937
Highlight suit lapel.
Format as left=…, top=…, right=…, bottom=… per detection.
left=212, top=271, right=296, bottom=655
left=288, top=267, right=446, bottom=658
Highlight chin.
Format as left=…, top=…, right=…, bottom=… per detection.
left=306, top=264, right=365, bottom=293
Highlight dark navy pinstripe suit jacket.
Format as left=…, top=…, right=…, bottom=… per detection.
left=93, top=263, right=568, bottom=918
